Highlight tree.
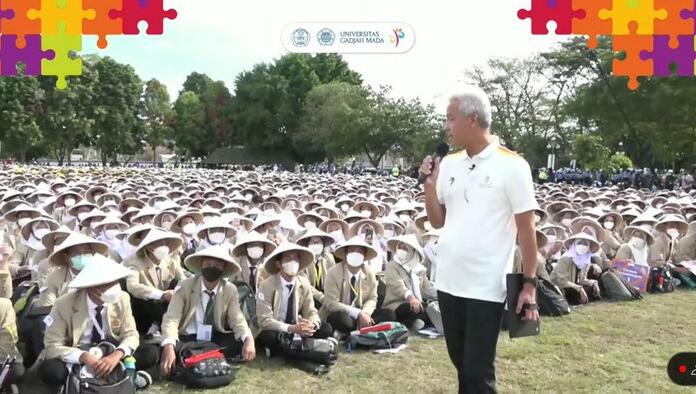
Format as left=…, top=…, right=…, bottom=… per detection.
left=572, top=133, right=611, bottom=171
left=608, top=152, right=634, bottom=172
left=179, top=73, right=232, bottom=155
left=37, top=55, right=98, bottom=165
left=298, top=83, right=441, bottom=168
left=89, top=57, right=144, bottom=165
left=0, top=72, right=42, bottom=162
left=171, top=91, right=206, bottom=158
left=231, top=53, right=363, bottom=163
left=142, top=79, right=173, bottom=163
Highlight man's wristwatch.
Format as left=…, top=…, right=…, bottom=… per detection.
left=522, top=276, right=539, bottom=288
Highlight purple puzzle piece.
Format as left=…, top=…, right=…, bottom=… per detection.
left=640, top=35, right=696, bottom=77
left=0, top=35, right=55, bottom=76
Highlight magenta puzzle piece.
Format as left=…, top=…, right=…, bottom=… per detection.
left=108, top=0, right=178, bottom=35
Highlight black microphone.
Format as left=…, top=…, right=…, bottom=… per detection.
left=418, top=143, right=450, bottom=184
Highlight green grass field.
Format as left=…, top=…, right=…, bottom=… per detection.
left=145, top=290, right=695, bottom=393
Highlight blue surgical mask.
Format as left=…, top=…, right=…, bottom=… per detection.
left=70, top=253, right=94, bottom=271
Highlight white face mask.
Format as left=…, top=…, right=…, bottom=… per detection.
left=341, top=204, right=349, bottom=212
left=604, top=221, right=615, bottom=230
left=152, top=245, right=170, bottom=260
left=305, top=221, right=317, bottom=230
left=575, top=243, right=590, bottom=255
left=534, top=214, right=541, bottom=224
left=424, top=222, right=433, bottom=231
left=667, top=228, right=680, bottom=239
left=631, top=237, right=646, bottom=249
left=161, top=220, right=173, bottom=230
left=64, top=198, right=76, bottom=207
left=247, top=246, right=264, bottom=259
left=399, top=214, right=410, bottom=223
left=182, top=223, right=197, bottom=235
left=561, top=218, right=572, bottom=227
left=264, top=208, right=274, bottom=215
left=77, top=212, right=89, bottom=221
left=100, top=284, right=122, bottom=305
left=395, top=248, right=410, bottom=262
left=546, top=234, right=557, bottom=243
left=104, top=229, right=119, bottom=240
left=361, top=210, right=371, bottom=217
left=33, top=228, right=49, bottom=240
left=346, top=252, right=364, bottom=267
left=17, top=218, right=30, bottom=228
left=203, top=216, right=215, bottom=224
left=640, top=224, right=653, bottom=232
left=308, top=242, right=323, bottom=256
left=282, top=260, right=299, bottom=276
left=384, top=229, right=395, bottom=239
left=208, top=231, right=226, bottom=245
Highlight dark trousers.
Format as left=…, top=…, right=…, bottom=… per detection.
left=179, top=332, right=244, bottom=359
left=130, top=280, right=177, bottom=333
left=326, top=309, right=396, bottom=333
left=395, top=302, right=431, bottom=328
left=438, top=291, right=504, bottom=394
left=38, top=344, right=159, bottom=388
left=256, top=322, right=333, bottom=355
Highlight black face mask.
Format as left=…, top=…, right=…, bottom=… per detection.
left=201, top=267, right=223, bottom=282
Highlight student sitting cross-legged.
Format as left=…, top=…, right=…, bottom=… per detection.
left=40, top=256, right=157, bottom=390
left=159, top=245, right=256, bottom=378
left=319, top=237, right=393, bottom=337
left=255, top=242, right=334, bottom=356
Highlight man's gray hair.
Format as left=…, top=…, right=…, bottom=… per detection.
left=450, top=86, right=492, bottom=129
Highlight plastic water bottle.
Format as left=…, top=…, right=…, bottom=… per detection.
left=123, top=356, right=136, bottom=383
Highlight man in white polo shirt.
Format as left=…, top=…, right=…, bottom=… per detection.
left=419, top=86, right=540, bottom=394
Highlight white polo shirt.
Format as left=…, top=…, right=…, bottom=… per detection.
left=435, top=139, right=538, bottom=303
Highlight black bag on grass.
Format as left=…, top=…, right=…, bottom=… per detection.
left=64, top=343, right=133, bottom=394
left=601, top=270, right=642, bottom=301
left=536, top=278, right=570, bottom=316
left=648, top=267, right=676, bottom=294
left=174, top=341, right=235, bottom=389
left=278, top=333, right=338, bottom=366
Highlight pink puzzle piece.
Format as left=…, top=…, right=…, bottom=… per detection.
left=518, top=0, right=584, bottom=34
left=108, top=0, right=177, bottom=35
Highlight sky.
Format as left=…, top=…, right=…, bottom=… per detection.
left=82, top=0, right=563, bottom=112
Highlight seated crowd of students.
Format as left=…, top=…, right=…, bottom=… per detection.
left=0, top=167, right=694, bottom=391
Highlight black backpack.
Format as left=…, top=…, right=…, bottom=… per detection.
left=232, top=281, right=257, bottom=333
left=601, top=269, right=642, bottom=301
left=648, top=267, right=676, bottom=294
left=536, top=278, right=571, bottom=316
left=173, top=341, right=235, bottom=389
left=64, top=343, right=134, bottom=394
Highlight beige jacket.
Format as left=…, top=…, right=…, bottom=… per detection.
left=256, top=274, right=320, bottom=332
left=233, top=256, right=269, bottom=293
left=0, top=298, right=20, bottom=359
left=44, top=290, right=139, bottom=360
left=615, top=244, right=660, bottom=267
left=512, top=249, right=552, bottom=282
left=674, top=234, right=696, bottom=263
left=9, top=242, right=37, bottom=277
left=299, top=252, right=335, bottom=304
left=0, top=271, right=10, bottom=299
left=382, top=261, right=436, bottom=311
left=125, top=253, right=187, bottom=301
left=37, top=266, right=72, bottom=307
left=550, top=256, right=598, bottom=291
left=319, top=264, right=378, bottom=321
left=602, top=230, right=623, bottom=259
left=161, top=276, right=251, bottom=343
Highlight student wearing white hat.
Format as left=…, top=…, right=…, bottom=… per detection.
left=195, top=217, right=237, bottom=252
left=170, top=211, right=203, bottom=261
left=37, top=233, right=110, bottom=307
left=231, top=231, right=276, bottom=295
left=615, top=226, right=657, bottom=267
left=255, top=242, right=333, bottom=355
left=382, top=235, right=439, bottom=331
left=34, top=226, right=72, bottom=289
left=159, top=245, right=256, bottom=377
left=295, top=229, right=336, bottom=307
left=550, top=233, right=603, bottom=305
left=9, top=217, right=58, bottom=281
left=125, top=228, right=186, bottom=334
left=40, top=256, right=155, bottom=390
left=93, top=217, right=129, bottom=263
left=319, top=238, right=388, bottom=335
